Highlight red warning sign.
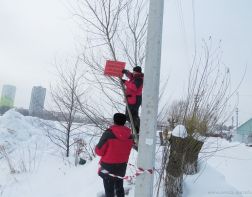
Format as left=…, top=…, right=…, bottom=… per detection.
left=104, top=60, right=126, bottom=77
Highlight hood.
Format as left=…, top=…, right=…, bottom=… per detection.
left=110, top=125, right=131, bottom=141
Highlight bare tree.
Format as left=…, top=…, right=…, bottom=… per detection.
left=71, top=0, right=148, bottom=140
left=0, top=145, right=16, bottom=174
left=46, top=58, right=88, bottom=157
left=182, top=40, right=233, bottom=174
left=162, top=40, right=238, bottom=196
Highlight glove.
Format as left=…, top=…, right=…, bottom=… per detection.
left=121, top=79, right=126, bottom=83
left=122, top=69, right=128, bottom=74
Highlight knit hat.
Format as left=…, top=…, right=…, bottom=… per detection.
left=113, top=113, right=126, bottom=126
left=133, top=66, right=142, bottom=73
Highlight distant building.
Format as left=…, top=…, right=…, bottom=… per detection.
left=29, top=86, right=46, bottom=116
left=0, top=84, right=16, bottom=107
left=234, top=118, right=252, bottom=145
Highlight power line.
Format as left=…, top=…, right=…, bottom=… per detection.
left=239, top=94, right=252, bottom=97
left=176, top=0, right=190, bottom=65
left=191, top=0, right=197, bottom=55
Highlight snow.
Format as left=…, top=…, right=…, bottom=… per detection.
left=0, top=109, right=41, bottom=145
left=183, top=138, right=252, bottom=197
left=201, top=138, right=252, bottom=194
left=1, top=110, right=252, bottom=197
left=172, top=125, right=188, bottom=138
left=1, top=156, right=103, bottom=197
left=183, top=164, right=243, bottom=197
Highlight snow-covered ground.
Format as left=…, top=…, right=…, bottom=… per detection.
left=184, top=138, right=252, bottom=197
left=0, top=110, right=252, bottom=197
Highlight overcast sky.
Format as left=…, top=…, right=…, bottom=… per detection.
left=0, top=0, right=252, bottom=124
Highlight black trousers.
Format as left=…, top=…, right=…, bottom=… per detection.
left=102, top=174, right=124, bottom=197
left=125, top=96, right=142, bottom=134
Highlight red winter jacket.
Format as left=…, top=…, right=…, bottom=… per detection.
left=95, top=125, right=133, bottom=164
left=124, top=72, right=144, bottom=105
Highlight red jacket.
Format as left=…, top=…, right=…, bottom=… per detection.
left=95, top=125, right=133, bottom=164
left=124, top=72, right=144, bottom=105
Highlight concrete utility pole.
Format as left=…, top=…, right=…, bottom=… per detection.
left=134, top=0, right=164, bottom=196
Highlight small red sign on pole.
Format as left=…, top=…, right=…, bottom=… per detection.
left=104, top=60, right=126, bottom=77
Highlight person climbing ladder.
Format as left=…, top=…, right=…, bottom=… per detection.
left=121, top=66, right=144, bottom=134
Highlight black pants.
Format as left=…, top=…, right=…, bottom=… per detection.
left=102, top=174, right=124, bottom=197
left=125, top=105, right=140, bottom=134
left=125, top=96, right=142, bottom=134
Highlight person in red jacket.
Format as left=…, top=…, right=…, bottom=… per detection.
left=95, top=113, right=133, bottom=197
left=122, top=66, right=144, bottom=134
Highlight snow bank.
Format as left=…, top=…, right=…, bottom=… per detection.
left=202, top=138, right=252, bottom=194
left=0, top=109, right=43, bottom=148
left=183, top=163, right=243, bottom=197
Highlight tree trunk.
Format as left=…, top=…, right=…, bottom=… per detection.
left=183, top=136, right=204, bottom=175
left=165, top=136, right=186, bottom=197
left=66, top=130, right=70, bottom=157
